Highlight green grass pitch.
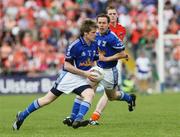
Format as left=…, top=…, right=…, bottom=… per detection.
left=1, top=92, right=180, bottom=137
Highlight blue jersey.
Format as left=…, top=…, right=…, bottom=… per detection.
left=66, top=37, right=99, bottom=71
left=96, top=30, right=125, bottom=69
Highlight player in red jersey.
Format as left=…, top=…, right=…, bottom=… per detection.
left=108, top=10, right=126, bottom=41
left=90, top=6, right=129, bottom=125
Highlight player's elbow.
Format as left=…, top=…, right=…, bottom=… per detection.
left=117, top=52, right=126, bottom=59
left=63, top=61, right=71, bottom=71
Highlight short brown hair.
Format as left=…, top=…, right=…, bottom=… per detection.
left=80, top=19, right=97, bottom=36
left=106, top=5, right=116, bottom=13
left=96, top=13, right=110, bottom=24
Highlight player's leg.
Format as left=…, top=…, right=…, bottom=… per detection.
left=90, top=93, right=135, bottom=126
left=72, top=85, right=95, bottom=128
left=115, top=89, right=136, bottom=111
left=63, top=85, right=92, bottom=127
left=70, top=96, right=83, bottom=120
left=102, top=66, right=136, bottom=111
left=12, top=90, right=62, bottom=130
left=90, top=68, right=116, bottom=125
left=63, top=95, right=83, bottom=126
left=63, top=80, right=101, bottom=127
left=62, top=71, right=100, bottom=128
left=90, top=89, right=120, bottom=125
left=90, top=92, right=108, bottom=125
left=104, top=88, right=136, bottom=111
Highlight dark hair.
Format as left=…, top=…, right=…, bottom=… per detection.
left=96, top=13, right=110, bottom=23
left=80, top=19, right=97, bottom=36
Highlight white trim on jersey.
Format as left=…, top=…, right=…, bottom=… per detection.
left=110, top=31, right=125, bottom=50
left=110, top=31, right=122, bottom=42
left=113, top=43, right=125, bottom=49
left=68, top=39, right=80, bottom=50
left=65, top=39, right=80, bottom=58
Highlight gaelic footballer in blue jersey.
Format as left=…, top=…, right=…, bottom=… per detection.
left=89, top=14, right=136, bottom=125
left=96, top=28, right=125, bottom=68
left=12, top=19, right=99, bottom=130
left=66, top=36, right=99, bottom=71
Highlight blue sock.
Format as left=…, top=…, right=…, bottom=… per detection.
left=19, top=99, right=40, bottom=121
left=70, top=98, right=82, bottom=120
left=119, top=91, right=132, bottom=103
left=75, top=101, right=91, bottom=121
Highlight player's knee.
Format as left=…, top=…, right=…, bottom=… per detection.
left=107, top=96, right=114, bottom=101
left=82, top=90, right=95, bottom=103
left=87, top=91, right=95, bottom=98
left=82, top=89, right=94, bottom=97
left=107, top=93, right=118, bottom=101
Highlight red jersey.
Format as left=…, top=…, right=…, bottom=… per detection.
left=109, top=23, right=126, bottom=41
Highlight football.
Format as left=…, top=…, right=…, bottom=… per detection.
left=89, top=66, right=104, bottom=82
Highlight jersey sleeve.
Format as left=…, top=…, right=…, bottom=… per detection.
left=65, top=43, right=77, bottom=60
left=110, top=35, right=125, bottom=51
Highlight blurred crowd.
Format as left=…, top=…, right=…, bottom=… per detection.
left=0, top=0, right=179, bottom=89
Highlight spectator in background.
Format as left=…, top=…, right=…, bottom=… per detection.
left=130, top=22, right=142, bottom=59
left=166, top=17, right=179, bottom=34
left=0, top=41, right=13, bottom=73
left=142, top=20, right=158, bottom=50
left=172, top=42, right=180, bottom=62
left=135, top=50, right=151, bottom=94
left=164, top=0, right=180, bottom=34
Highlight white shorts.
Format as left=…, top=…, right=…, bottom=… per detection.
left=52, top=70, right=91, bottom=94
left=136, top=71, right=151, bottom=80
left=100, top=66, right=119, bottom=90
left=117, top=61, right=122, bottom=85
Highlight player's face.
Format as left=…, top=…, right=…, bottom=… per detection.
left=107, top=9, right=118, bottom=23
left=97, top=17, right=109, bottom=34
left=86, top=28, right=97, bottom=42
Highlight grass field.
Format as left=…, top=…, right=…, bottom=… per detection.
left=1, top=92, right=180, bottom=137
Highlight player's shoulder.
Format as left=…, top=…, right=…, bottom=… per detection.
left=117, top=23, right=125, bottom=28
left=68, top=39, right=80, bottom=49
left=109, top=30, right=120, bottom=40
left=117, top=23, right=126, bottom=31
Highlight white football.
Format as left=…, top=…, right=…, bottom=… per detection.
left=89, top=66, right=104, bottom=82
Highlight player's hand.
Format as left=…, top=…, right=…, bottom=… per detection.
left=88, top=74, right=100, bottom=82
left=118, top=52, right=129, bottom=61
left=99, top=52, right=107, bottom=61
left=84, top=71, right=99, bottom=82
left=125, top=54, right=129, bottom=61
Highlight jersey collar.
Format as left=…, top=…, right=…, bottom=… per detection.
left=80, top=36, right=91, bottom=46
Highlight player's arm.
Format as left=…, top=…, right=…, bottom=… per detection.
left=65, top=43, right=98, bottom=80
left=99, top=50, right=128, bottom=62
left=64, top=59, right=98, bottom=82
left=64, top=44, right=91, bottom=78
left=64, top=59, right=89, bottom=78
left=99, top=35, right=128, bottom=62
